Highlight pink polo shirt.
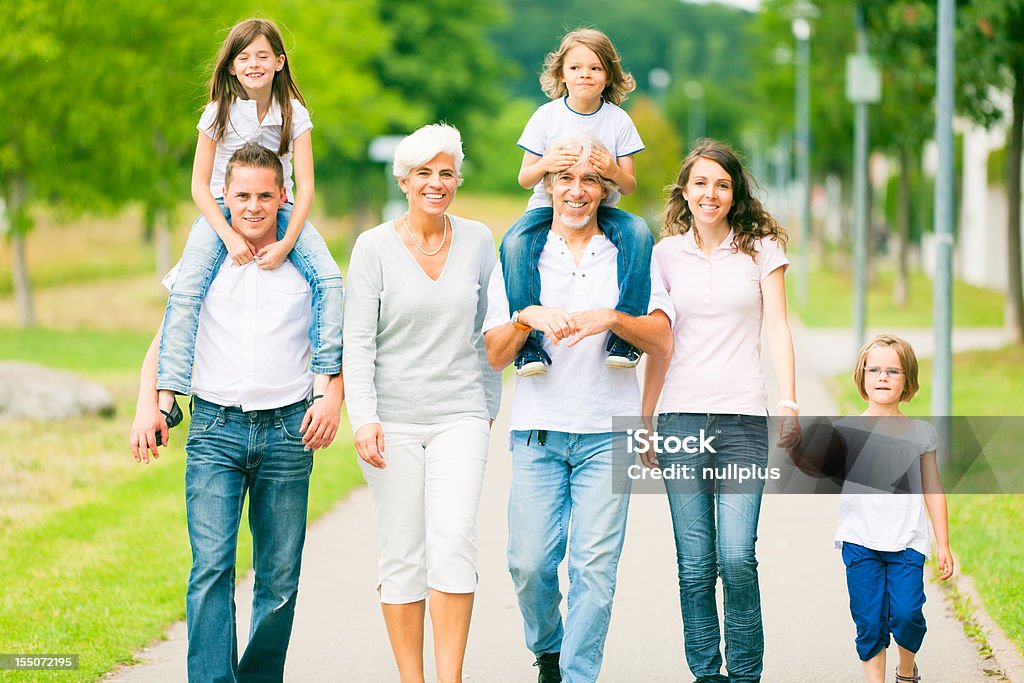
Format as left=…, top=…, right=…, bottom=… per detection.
left=653, top=230, right=789, bottom=416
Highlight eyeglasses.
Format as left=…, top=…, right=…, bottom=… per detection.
left=865, top=367, right=905, bottom=378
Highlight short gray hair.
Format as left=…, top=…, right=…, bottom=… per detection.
left=392, top=123, right=464, bottom=184
left=542, top=133, right=618, bottom=196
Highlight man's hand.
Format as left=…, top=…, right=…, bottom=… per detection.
left=130, top=404, right=168, bottom=464
left=224, top=231, right=257, bottom=266
left=566, top=309, right=615, bottom=346
left=639, top=415, right=659, bottom=468
left=520, top=305, right=576, bottom=345
left=354, top=423, right=386, bottom=469
left=300, top=394, right=341, bottom=451
left=255, top=240, right=293, bottom=270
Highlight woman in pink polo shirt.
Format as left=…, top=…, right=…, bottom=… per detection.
left=641, top=139, right=798, bottom=683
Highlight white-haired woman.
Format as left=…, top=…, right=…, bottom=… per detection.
left=343, top=123, right=501, bottom=682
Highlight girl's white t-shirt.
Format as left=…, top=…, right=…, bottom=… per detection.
left=517, top=97, right=644, bottom=211
left=834, top=417, right=938, bottom=557
left=198, top=97, right=313, bottom=202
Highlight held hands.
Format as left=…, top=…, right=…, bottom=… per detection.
left=224, top=231, right=258, bottom=266
left=130, top=403, right=169, bottom=464
left=776, top=407, right=801, bottom=450
left=566, top=309, right=615, bottom=347
left=519, top=306, right=616, bottom=347
left=355, top=423, right=386, bottom=469
left=255, top=240, right=293, bottom=270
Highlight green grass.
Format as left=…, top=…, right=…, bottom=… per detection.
left=792, top=266, right=1005, bottom=328
left=947, top=495, right=1024, bottom=655
left=0, top=327, right=363, bottom=682
left=0, top=328, right=154, bottom=378
left=832, top=345, right=1024, bottom=656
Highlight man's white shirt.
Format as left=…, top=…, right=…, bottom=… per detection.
left=163, top=259, right=313, bottom=411
left=483, top=231, right=673, bottom=433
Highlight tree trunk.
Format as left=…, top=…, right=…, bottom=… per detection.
left=143, top=205, right=155, bottom=244
left=7, top=177, right=36, bottom=328
left=894, top=146, right=912, bottom=307
left=1007, top=64, right=1024, bottom=343
left=155, top=208, right=172, bottom=278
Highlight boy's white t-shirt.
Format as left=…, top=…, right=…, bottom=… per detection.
left=517, top=97, right=644, bottom=211
left=198, top=97, right=313, bottom=202
left=834, top=417, right=939, bottom=557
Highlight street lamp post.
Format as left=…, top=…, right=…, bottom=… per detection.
left=683, top=80, right=705, bottom=148
left=649, top=67, right=671, bottom=112
left=932, top=0, right=955, bottom=417
left=846, top=3, right=881, bottom=350
left=792, top=15, right=812, bottom=304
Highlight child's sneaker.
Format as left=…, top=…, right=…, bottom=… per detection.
left=605, top=336, right=643, bottom=368
left=515, top=342, right=552, bottom=377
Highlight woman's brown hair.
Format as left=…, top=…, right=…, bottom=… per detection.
left=662, top=138, right=788, bottom=260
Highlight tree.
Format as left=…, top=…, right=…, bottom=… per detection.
left=617, top=97, right=683, bottom=227
left=957, top=0, right=1024, bottom=343
left=866, top=1, right=937, bottom=306
left=1, top=0, right=143, bottom=326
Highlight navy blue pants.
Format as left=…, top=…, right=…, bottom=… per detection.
left=842, top=542, right=927, bottom=661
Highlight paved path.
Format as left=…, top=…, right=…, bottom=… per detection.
left=110, top=323, right=1015, bottom=682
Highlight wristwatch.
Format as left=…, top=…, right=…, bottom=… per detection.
left=511, top=310, right=532, bottom=332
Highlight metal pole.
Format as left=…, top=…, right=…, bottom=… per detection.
left=852, top=4, right=869, bottom=350
left=932, top=0, right=955, bottom=416
left=795, top=24, right=811, bottom=304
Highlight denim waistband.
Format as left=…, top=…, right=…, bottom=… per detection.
left=193, top=396, right=310, bottom=421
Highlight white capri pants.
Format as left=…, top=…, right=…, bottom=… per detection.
left=359, top=417, right=490, bottom=604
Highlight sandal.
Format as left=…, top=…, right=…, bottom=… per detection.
left=161, top=400, right=184, bottom=429
left=895, top=664, right=920, bottom=682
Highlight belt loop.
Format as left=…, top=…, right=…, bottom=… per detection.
left=527, top=430, right=532, bottom=446
left=538, top=430, right=547, bottom=446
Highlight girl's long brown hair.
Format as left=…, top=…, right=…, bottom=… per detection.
left=662, top=139, right=787, bottom=260
left=539, top=28, right=636, bottom=105
left=206, top=18, right=305, bottom=157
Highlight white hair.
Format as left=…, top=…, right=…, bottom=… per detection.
left=392, top=123, right=465, bottom=183
left=542, top=133, right=617, bottom=194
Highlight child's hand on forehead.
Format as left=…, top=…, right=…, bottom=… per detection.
left=540, top=144, right=579, bottom=173
left=588, top=146, right=612, bottom=174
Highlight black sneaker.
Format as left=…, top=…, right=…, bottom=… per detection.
left=533, top=652, right=561, bottom=683
left=515, top=343, right=552, bottom=377
left=605, top=335, right=642, bottom=368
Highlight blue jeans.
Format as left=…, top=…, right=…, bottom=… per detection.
left=157, top=202, right=344, bottom=394
left=842, top=543, right=927, bottom=661
left=184, top=397, right=314, bottom=683
left=499, top=206, right=653, bottom=350
left=506, top=430, right=631, bottom=683
left=657, top=413, right=769, bottom=683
